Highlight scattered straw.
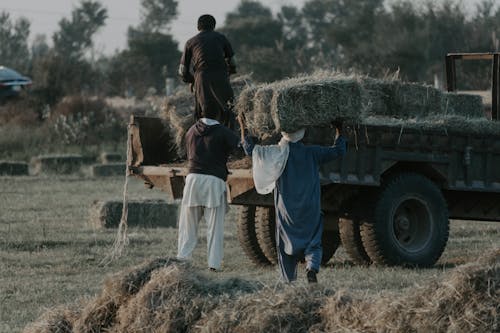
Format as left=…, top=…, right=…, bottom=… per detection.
left=26, top=248, right=499, bottom=333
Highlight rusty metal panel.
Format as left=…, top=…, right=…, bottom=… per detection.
left=493, top=54, right=499, bottom=120
left=445, top=55, right=456, bottom=92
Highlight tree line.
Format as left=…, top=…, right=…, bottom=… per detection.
left=1, top=0, right=499, bottom=106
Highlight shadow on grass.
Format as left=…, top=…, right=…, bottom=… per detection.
left=0, top=238, right=159, bottom=252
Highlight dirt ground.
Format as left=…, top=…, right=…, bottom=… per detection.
left=0, top=175, right=499, bottom=332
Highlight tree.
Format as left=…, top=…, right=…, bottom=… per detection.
left=139, top=0, right=178, bottom=33
left=0, top=11, right=30, bottom=71
left=221, top=1, right=290, bottom=82
left=53, top=0, right=108, bottom=59
left=105, top=0, right=180, bottom=96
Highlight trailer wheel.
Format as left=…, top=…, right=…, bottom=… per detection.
left=360, top=173, right=449, bottom=267
left=237, top=206, right=272, bottom=266
left=255, top=207, right=277, bottom=264
left=321, top=229, right=340, bottom=265
left=339, top=218, right=371, bottom=265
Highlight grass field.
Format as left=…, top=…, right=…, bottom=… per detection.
left=0, top=175, right=499, bottom=332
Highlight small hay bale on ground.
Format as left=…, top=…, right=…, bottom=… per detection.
left=89, top=199, right=179, bottom=228
left=0, top=161, right=29, bottom=176
left=90, top=163, right=126, bottom=177
left=31, top=155, right=87, bottom=175
left=99, top=152, right=122, bottom=164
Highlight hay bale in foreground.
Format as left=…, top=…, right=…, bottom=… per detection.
left=25, top=248, right=499, bottom=333
left=99, top=152, right=122, bottom=164
left=23, top=306, right=80, bottom=333
left=90, top=163, right=126, bottom=177
left=31, top=155, right=89, bottom=175
left=0, top=161, right=29, bottom=176
left=89, top=199, right=179, bottom=228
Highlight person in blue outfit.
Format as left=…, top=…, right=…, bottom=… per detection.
left=238, top=115, right=346, bottom=283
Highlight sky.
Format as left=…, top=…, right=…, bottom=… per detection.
left=1, top=0, right=305, bottom=55
left=0, top=0, right=485, bottom=55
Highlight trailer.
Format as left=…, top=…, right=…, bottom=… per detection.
left=127, top=52, right=500, bottom=267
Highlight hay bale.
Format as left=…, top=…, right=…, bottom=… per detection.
left=73, top=258, right=181, bottom=333
left=22, top=306, right=80, bottom=333
left=235, top=72, right=489, bottom=141
left=442, top=92, right=484, bottom=118
left=91, top=163, right=126, bottom=177
left=25, top=249, right=499, bottom=333
left=319, top=247, right=500, bottom=333
left=99, top=152, right=122, bottom=164
left=0, top=161, right=29, bottom=176
left=31, top=155, right=86, bottom=175
left=89, top=199, right=179, bottom=228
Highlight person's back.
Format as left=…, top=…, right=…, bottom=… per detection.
left=185, top=119, right=239, bottom=181
left=185, top=30, right=232, bottom=74
left=179, top=14, right=236, bottom=127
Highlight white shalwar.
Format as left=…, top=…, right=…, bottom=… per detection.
left=177, top=173, right=227, bottom=269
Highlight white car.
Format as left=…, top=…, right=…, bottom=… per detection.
left=0, top=66, right=32, bottom=101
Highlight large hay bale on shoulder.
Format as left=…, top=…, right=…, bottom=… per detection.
left=90, top=163, right=126, bottom=177
left=31, top=155, right=86, bottom=175
left=0, top=161, right=29, bottom=176
left=89, top=199, right=179, bottom=229
left=271, top=76, right=363, bottom=133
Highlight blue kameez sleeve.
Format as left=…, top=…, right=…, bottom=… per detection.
left=241, top=136, right=255, bottom=156
left=310, top=135, right=347, bottom=165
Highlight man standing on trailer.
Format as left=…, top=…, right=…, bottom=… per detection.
left=238, top=116, right=346, bottom=283
left=178, top=14, right=237, bottom=128
left=176, top=101, right=240, bottom=271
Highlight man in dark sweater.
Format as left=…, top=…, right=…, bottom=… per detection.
left=178, top=14, right=237, bottom=128
left=177, top=103, right=240, bottom=271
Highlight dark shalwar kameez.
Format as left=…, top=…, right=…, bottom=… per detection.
left=179, top=30, right=235, bottom=126
left=243, top=136, right=347, bottom=282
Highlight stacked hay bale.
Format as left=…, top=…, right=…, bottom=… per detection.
left=91, top=152, right=125, bottom=177
left=236, top=72, right=495, bottom=141
left=31, top=154, right=93, bottom=175
left=91, top=163, right=125, bottom=177
left=0, top=161, right=29, bottom=176
left=89, top=199, right=179, bottom=228
left=99, top=152, right=122, bottom=164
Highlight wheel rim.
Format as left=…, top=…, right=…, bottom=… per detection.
left=390, top=196, right=433, bottom=253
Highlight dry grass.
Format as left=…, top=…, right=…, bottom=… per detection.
left=1, top=176, right=498, bottom=332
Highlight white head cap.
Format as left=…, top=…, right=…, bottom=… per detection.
left=281, top=128, right=306, bottom=143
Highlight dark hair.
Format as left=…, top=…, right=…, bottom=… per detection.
left=198, top=14, right=216, bottom=31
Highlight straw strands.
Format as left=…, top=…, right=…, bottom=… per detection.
left=24, top=248, right=499, bottom=333
left=236, top=72, right=491, bottom=140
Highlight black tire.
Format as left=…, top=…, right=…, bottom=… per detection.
left=237, top=206, right=272, bottom=266
left=339, top=218, right=371, bottom=265
left=255, top=206, right=277, bottom=264
left=321, top=229, right=340, bottom=265
left=360, top=173, right=449, bottom=267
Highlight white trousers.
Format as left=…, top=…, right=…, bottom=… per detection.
left=177, top=203, right=227, bottom=269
